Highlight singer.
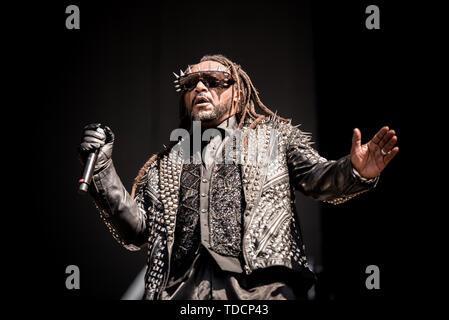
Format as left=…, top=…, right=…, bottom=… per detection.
left=78, top=54, right=398, bottom=300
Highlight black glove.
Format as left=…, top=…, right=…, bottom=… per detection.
left=78, top=123, right=115, bottom=173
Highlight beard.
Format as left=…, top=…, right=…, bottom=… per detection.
left=190, top=99, right=230, bottom=122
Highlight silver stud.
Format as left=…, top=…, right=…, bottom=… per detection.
left=217, top=65, right=221, bottom=71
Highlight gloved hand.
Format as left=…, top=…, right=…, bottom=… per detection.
left=78, top=123, right=115, bottom=173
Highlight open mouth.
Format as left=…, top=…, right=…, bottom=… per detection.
left=194, top=96, right=211, bottom=107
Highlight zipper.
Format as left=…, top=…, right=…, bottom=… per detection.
left=149, top=235, right=160, bottom=262
left=148, top=235, right=161, bottom=298
left=157, top=242, right=172, bottom=300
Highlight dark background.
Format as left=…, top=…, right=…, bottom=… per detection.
left=14, top=0, right=418, bottom=307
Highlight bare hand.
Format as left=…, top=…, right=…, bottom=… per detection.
left=351, top=126, right=399, bottom=179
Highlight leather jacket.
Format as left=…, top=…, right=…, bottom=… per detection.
left=89, top=118, right=378, bottom=299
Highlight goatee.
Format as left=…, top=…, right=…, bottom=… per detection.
left=191, top=102, right=229, bottom=122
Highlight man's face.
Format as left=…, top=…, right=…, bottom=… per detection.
left=183, top=61, right=237, bottom=126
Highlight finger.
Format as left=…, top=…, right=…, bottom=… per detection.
left=103, top=126, right=115, bottom=142
left=378, top=129, right=395, bottom=149
left=371, top=126, right=389, bottom=145
left=82, top=136, right=106, bottom=146
left=383, top=146, right=399, bottom=165
left=80, top=141, right=102, bottom=152
left=83, top=129, right=106, bottom=140
left=381, top=134, right=397, bottom=153
left=351, top=128, right=361, bottom=153
left=83, top=123, right=102, bottom=131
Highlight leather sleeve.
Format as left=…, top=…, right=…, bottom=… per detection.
left=286, top=128, right=378, bottom=204
left=89, top=160, right=149, bottom=250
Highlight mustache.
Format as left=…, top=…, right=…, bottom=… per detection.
left=192, top=93, right=213, bottom=106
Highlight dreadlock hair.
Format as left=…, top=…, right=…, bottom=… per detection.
left=132, top=54, right=288, bottom=197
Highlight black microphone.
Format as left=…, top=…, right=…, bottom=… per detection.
left=78, top=148, right=100, bottom=195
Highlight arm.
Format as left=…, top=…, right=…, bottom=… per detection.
left=89, top=160, right=149, bottom=250
left=79, top=123, right=150, bottom=250
left=286, top=125, right=397, bottom=204
left=288, top=148, right=377, bottom=204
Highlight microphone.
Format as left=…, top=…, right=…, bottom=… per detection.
left=78, top=148, right=100, bottom=195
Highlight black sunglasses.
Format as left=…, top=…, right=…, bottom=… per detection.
left=176, top=71, right=235, bottom=93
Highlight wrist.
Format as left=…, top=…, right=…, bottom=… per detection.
left=351, top=166, right=378, bottom=184
left=94, top=158, right=113, bottom=175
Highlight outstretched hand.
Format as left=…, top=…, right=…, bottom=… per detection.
left=351, top=126, right=399, bottom=179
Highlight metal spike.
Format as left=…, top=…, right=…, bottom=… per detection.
left=173, top=72, right=179, bottom=78
left=180, top=69, right=184, bottom=76
left=217, top=65, right=221, bottom=71
left=173, top=79, right=179, bottom=84
left=176, top=88, right=181, bottom=92
left=175, top=85, right=180, bottom=88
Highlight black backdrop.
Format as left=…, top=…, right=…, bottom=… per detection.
left=15, top=0, right=417, bottom=308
